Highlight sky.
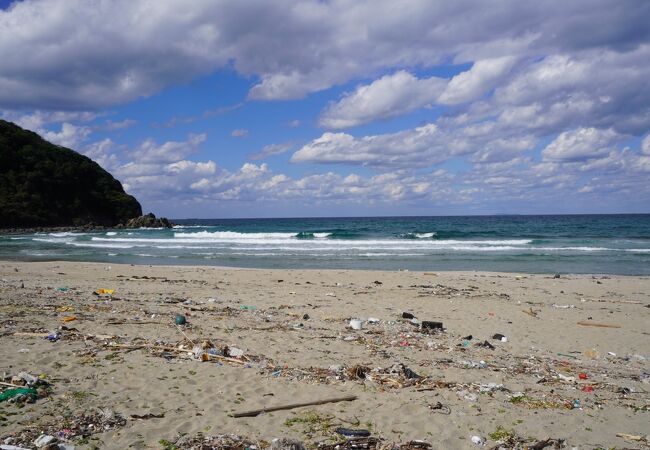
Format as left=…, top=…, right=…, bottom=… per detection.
left=1, top=0, right=650, bottom=218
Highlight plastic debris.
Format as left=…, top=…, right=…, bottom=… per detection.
left=175, top=314, right=187, bottom=325
left=471, top=435, right=485, bottom=445
left=92, top=289, right=114, bottom=295
left=0, top=388, right=38, bottom=403
left=335, top=428, right=371, bottom=437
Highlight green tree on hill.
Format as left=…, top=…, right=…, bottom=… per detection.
left=0, top=119, right=142, bottom=228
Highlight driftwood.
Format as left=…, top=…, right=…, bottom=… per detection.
left=232, top=394, right=357, bottom=418
left=576, top=321, right=621, bottom=329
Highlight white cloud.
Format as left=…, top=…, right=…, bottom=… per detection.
left=132, top=133, right=206, bottom=163
left=39, top=122, right=91, bottom=148
left=438, top=56, right=516, bottom=105
left=1, top=0, right=648, bottom=109
left=641, top=134, right=650, bottom=155
left=231, top=128, right=249, bottom=138
left=249, top=141, right=294, bottom=160
left=542, top=127, right=620, bottom=161
left=320, top=71, right=446, bottom=129
left=291, top=124, right=454, bottom=168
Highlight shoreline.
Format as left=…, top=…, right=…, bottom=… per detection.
left=3, top=258, right=650, bottom=277
left=1, top=260, right=649, bottom=449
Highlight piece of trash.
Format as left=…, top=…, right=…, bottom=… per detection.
left=228, top=347, right=245, bottom=357
left=1, top=444, right=33, bottom=450
left=552, top=304, right=575, bottom=309
left=476, top=340, right=495, bottom=350
left=240, top=305, right=258, bottom=310
left=584, top=348, right=600, bottom=359
left=34, top=434, right=57, bottom=448
left=175, top=314, right=187, bottom=325
left=349, top=319, right=363, bottom=330
left=462, top=335, right=473, bottom=340
left=367, top=317, right=380, bottom=324
left=17, top=348, right=30, bottom=353
left=62, top=316, right=77, bottom=323
left=553, top=273, right=560, bottom=279
left=572, top=399, right=581, bottom=408
left=471, top=435, right=485, bottom=445
left=271, top=438, right=306, bottom=450
left=492, top=333, right=506, bottom=341
left=18, top=372, right=38, bottom=386
left=335, top=428, right=371, bottom=437
left=402, top=312, right=415, bottom=319
left=325, top=293, right=336, bottom=297
left=582, top=385, right=594, bottom=393
left=93, top=289, right=114, bottom=295
left=579, top=373, right=588, bottom=380
left=427, top=401, right=451, bottom=414
left=46, top=332, right=60, bottom=342
left=421, top=321, right=443, bottom=331
left=0, top=387, right=38, bottom=403
left=557, top=373, right=575, bottom=383
left=302, top=314, right=310, bottom=320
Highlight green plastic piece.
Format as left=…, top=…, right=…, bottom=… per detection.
left=0, top=387, right=38, bottom=402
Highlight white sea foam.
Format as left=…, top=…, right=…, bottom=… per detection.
left=415, top=232, right=436, bottom=238
left=175, top=231, right=298, bottom=239
left=626, top=248, right=650, bottom=253
left=106, top=231, right=117, bottom=236
left=48, top=232, right=86, bottom=237
left=314, top=232, right=332, bottom=238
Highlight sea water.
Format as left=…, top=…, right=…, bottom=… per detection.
left=1, top=215, right=650, bottom=275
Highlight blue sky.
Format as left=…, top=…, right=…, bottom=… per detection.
left=1, top=0, right=650, bottom=218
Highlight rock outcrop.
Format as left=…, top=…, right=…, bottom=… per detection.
left=120, top=213, right=173, bottom=229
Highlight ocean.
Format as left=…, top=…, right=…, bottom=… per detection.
left=1, top=215, right=650, bottom=275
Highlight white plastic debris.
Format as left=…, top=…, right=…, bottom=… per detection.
left=557, top=373, right=576, bottom=383
left=471, top=435, right=485, bottom=445
left=228, top=347, right=245, bottom=357
left=349, top=319, right=363, bottom=330
left=34, top=434, right=56, bottom=448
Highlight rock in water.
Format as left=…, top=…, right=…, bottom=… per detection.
left=122, top=213, right=173, bottom=229
left=0, top=120, right=142, bottom=228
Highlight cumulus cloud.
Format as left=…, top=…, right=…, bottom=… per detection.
left=438, top=56, right=516, bottom=105
left=641, top=134, right=650, bottom=155
left=249, top=141, right=295, bottom=160
left=291, top=124, right=453, bottom=168
left=131, top=133, right=206, bottom=163
left=39, top=122, right=91, bottom=148
left=542, top=127, right=620, bottom=161
left=1, top=0, right=649, bottom=109
left=320, top=71, right=446, bottom=129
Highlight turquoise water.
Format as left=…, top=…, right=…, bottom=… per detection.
left=1, top=215, right=650, bottom=274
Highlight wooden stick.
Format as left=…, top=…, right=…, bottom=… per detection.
left=175, top=324, right=196, bottom=346
left=0, top=381, right=24, bottom=388
left=522, top=308, right=538, bottom=318
left=576, top=321, right=621, bottom=329
left=232, top=395, right=357, bottom=418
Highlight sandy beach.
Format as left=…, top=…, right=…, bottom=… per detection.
left=1, top=261, right=649, bottom=449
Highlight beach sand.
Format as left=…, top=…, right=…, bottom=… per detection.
left=1, top=261, right=649, bottom=449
